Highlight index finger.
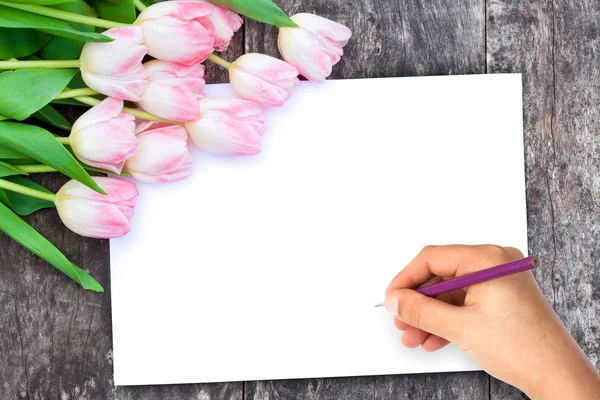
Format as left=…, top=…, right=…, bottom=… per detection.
left=386, top=244, right=517, bottom=292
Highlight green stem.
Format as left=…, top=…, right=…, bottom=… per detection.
left=56, top=136, right=70, bottom=145
left=75, top=96, right=183, bottom=124
left=207, top=53, right=232, bottom=69
left=54, top=88, right=98, bottom=100
left=16, top=165, right=57, bottom=173
left=0, top=2, right=128, bottom=29
left=0, top=59, right=81, bottom=70
left=133, top=0, right=147, bottom=12
left=0, top=178, right=56, bottom=202
left=17, top=163, right=130, bottom=176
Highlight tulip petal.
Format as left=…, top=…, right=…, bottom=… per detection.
left=71, top=97, right=124, bottom=133
left=125, top=124, right=193, bottom=183
left=139, top=60, right=204, bottom=121
left=55, top=177, right=138, bottom=239
left=136, top=0, right=213, bottom=21
left=70, top=102, right=137, bottom=174
left=136, top=2, right=215, bottom=65
left=80, top=27, right=148, bottom=101
left=139, top=83, right=201, bottom=122
left=291, top=13, right=352, bottom=45
left=278, top=27, right=335, bottom=83
left=199, top=97, right=266, bottom=120
left=186, top=117, right=262, bottom=155
left=230, top=69, right=292, bottom=106
left=229, top=53, right=298, bottom=106
left=140, top=18, right=214, bottom=65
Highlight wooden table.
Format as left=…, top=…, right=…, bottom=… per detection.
left=2, top=0, right=599, bottom=398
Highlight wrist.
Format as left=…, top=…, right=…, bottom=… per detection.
left=524, top=336, right=600, bottom=399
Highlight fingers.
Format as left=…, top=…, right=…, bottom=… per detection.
left=385, top=288, right=467, bottom=341
left=402, top=326, right=429, bottom=348
left=394, top=318, right=409, bottom=331
left=503, top=246, right=524, bottom=260
left=387, top=245, right=518, bottom=292
left=421, top=334, right=450, bottom=352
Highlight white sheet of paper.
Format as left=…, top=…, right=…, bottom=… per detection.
left=110, top=74, right=526, bottom=386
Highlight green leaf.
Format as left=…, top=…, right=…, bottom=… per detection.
left=51, top=98, right=85, bottom=106
left=0, top=176, right=55, bottom=215
left=0, top=160, right=25, bottom=177
left=94, top=0, right=135, bottom=24
left=0, top=122, right=105, bottom=194
left=38, top=0, right=96, bottom=59
left=0, top=27, right=50, bottom=59
left=0, top=5, right=113, bottom=42
left=0, top=69, right=76, bottom=120
left=32, top=104, right=72, bottom=131
left=208, top=0, right=297, bottom=27
left=0, top=201, right=103, bottom=292
left=1, top=0, right=76, bottom=5
left=0, top=144, right=29, bottom=159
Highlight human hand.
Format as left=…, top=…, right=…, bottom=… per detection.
left=384, top=245, right=600, bottom=399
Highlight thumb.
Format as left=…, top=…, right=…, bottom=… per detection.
left=385, top=289, right=466, bottom=341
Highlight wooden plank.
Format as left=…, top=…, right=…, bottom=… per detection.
left=0, top=36, right=244, bottom=400
left=487, top=0, right=600, bottom=398
left=246, top=378, right=374, bottom=400
left=244, top=0, right=489, bottom=398
left=374, top=373, right=489, bottom=399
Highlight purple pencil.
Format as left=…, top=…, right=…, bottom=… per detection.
left=377, top=256, right=539, bottom=305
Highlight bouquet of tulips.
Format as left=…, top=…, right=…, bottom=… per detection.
left=0, top=0, right=351, bottom=291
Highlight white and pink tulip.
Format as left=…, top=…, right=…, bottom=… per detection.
left=69, top=97, right=137, bottom=174
left=185, top=97, right=265, bottom=156
left=139, top=60, right=205, bottom=122
left=277, top=13, right=352, bottom=83
left=192, top=0, right=243, bottom=51
left=135, top=1, right=215, bottom=65
left=80, top=26, right=148, bottom=102
left=125, top=123, right=193, bottom=183
left=229, top=53, right=298, bottom=107
left=55, top=177, right=138, bottom=239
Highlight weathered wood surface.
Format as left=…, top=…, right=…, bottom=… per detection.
left=1, top=0, right=599, bottom=398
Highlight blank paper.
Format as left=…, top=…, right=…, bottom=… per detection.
left=110, top=74, right=527, bottom=385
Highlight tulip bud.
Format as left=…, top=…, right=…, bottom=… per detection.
left=185, top=97, right=265, bottom=156
left=125, top=123, right=193, bottom=183
left=229, top=53, right=299, bottom=107
left=191, top=0, right=243, bottom=51
left=278, top=13, right=352, bottom=83
left=135, top=1, right=215, bottom=65
left=80, top=27, right=148, bottom=101
left=70, top=98, right=137, bottom=174
left=139, top=60, right=205, bottom=122
left=55, top=177, right=138, bottom=239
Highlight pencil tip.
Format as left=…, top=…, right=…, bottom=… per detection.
left=375, top=303, right=384, bottom=307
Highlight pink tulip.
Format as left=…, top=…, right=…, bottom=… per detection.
left=135, top=1, right=215, bottom=65
left=80, top=27, right=148, bottom=101
left=278, top=13, right=352, bottom=83
left=70, top=98, right=137, bottom=174
left=185, top=97, right=265, bottom=156
left=125, top=123, right=193, bottom=183
left=55, top=177, right=138, bottom=239
left=229, top=53, right=299, bottom=107
left=191, top=0, right=243, bottom=51
left=138, top=60, right=205, bottom=122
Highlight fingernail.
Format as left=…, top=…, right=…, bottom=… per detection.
left=384, top=295, right=399, bottom=317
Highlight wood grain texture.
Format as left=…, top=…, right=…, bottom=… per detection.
left=487, top=0, right=600, bottom=397
left=2, top=0, right=600, bottom=398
